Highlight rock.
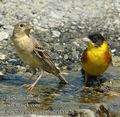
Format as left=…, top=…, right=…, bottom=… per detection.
left=64, top=54, right=69, bottom=60
left=118, top=37, right=120, bottom=41
left=52, top=30, right=61, bottom=38
left=0, top=53, right=6, bottom=60
left=0, top=71, right=4, bottom=76
left=111, top=49, right=116, bottom=53
left=112, top=56, right=120, bottom=67
left=53, top=43, right=63, bottom=51
left=68, top=109, right=96, bottom=117
left=8, top=59, right=19, bottom=65
left=80, top=109, right=96, bottom=117
left=16, top=65, right=26, bottom=73
left=72, top=41, right=80, bottom=47
left=0, top=31, right=9, bottom=41
left=72, top=51, right=79, bottom=59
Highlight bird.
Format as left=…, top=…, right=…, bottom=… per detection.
left=81, top=33, right=112, bottom=87
left=11, top=22, right=68, bottom=91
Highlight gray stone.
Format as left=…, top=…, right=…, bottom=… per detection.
left=52, top=30, right=61, bottom=38
left=111, top=49, right=116, bottom=53
left=0, top=31, right=9, bottom=41
left=53, top=43, right=63, bottom=51
left=0, top=53, right=6, bottom=60
left=72, top=51, right=79, bottom=59
left=64, top=54, right=69, bottom=60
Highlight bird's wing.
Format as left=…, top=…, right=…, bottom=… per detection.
left=81, top=49, right=88, bottom=64
left=109, top=48, right=113, bottom=66
left=32, top=38, right=53, bottom=61
left=31, top=38, right=60, bottom=73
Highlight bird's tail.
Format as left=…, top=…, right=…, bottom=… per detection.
left=56, top=73, right=68, bottom=84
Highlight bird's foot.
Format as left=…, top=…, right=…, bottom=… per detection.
left=27, top=84, right=36, bottom=91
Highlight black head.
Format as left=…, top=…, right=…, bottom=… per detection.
left=88, top=33, right=105, bottom=46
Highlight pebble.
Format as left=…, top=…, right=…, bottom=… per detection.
left=0, top=71, right=4, bottom=76
left=112, top=56, right=120, bottom=67
left=0, top=53, right=6, bottom=60
left=64, top=54, right=69, bottom=60
left=118, top=37, right=120, bottom=41
left=68, top=109, right=96, bottom=117
left=53, top=43, right=63, bottom=51
left=80, top=109, right=96, bottom=117
left=72, top=41, right=80, bottom=47
left=0, top=31, right=9, bottom=41
left=52, top=30, right=61, bottom=38
left=72, top=51, right=79, bottom=59
left=111, top=49, right=116, bottom=53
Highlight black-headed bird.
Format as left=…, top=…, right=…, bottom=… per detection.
left=81, top=33, right=112, bottom=87
left=11, top=22, right=68, bottom=91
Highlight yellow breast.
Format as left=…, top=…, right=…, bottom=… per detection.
left=82, top=41, right=111, bottom=76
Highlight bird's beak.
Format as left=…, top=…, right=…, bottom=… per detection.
left=25, top=25, right=33, bottom=32
left=28, top=25, right=33, bottom=30
left=25, top=25, right=33, bottom=35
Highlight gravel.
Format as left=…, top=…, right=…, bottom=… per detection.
left=0, top=0, right=119, bottom=71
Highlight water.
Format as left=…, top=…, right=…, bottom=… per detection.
left=0, top=66, right=120, bottom=116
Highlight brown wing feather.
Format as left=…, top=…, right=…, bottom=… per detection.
left=81, top=49, right=88, bottom=64
left=32, top=38, right=60, bottom=74
left=104, top=51, right=112, bottom=65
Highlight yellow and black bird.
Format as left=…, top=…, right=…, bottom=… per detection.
left=81, top=33, right=112, bottom=87
left=11, top=22, right=68, bottom=91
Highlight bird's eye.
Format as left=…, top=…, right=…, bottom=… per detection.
left=19, top=24, right=25, bottom=27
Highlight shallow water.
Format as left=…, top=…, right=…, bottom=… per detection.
left=0, top=66, right=120, bottom=116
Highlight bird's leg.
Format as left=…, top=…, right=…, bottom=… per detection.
left=96, top=77, right=101, bottom=86
left=28, top=68, right=37, bottom=80
left=58, top=74, right=68, bottom=84
left=82, top=72, right=89, bottom=90
left=84, top=72, right=88, bottom=87
left=27, top=70, right=43, bottom=91
left=20, top=69, right=37, bottom=88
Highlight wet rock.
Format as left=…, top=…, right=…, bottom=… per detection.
left=68, top=109, right=96, bottom=117
left=16, top=65, right=27, bottom=73
left=7, top=58, right=15, bottom=63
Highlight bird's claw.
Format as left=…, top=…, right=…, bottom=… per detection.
left=27, top=84, right=35, bottom=91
